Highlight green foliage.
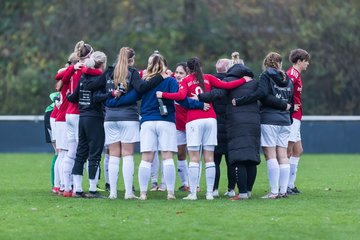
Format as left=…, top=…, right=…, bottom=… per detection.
left=0, top=0, right=359, bottom=114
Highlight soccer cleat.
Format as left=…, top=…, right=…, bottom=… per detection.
left=247, top=191, right=252, bottom=198
left=105, top=183, right=110, bottom=192
left=178, top=185, right=190, bottom=192
left=183, top=193, right=197, bottom=200
left=261, top=192, right=279, bottom=199
left=287, top=186, right=301, bottom=194
left=230, top=194, right=249, bottom=201
left=52, top=187, right=60, bottom=194
left=96, top=185, right=106, bottom=192
left=139, top=192, right=147, bottom=201
left=63, top=191, right=73, bottom=198
left=150, top=182, right=158, bottom=191
left=167, top=193, right=176, bottom=200
left=124, top=194, right=139, bottom=200
left=158, top=183, right=166, bottom=192
left=84, top=191, right=106, bottom=199
left=73, top=191, right=86, bottom=198
left=278, top=192, right=289, bottom=198
left=212, top=189, right=219, bottom=197
left=206, top=192, right=214, bottom=200
left=108, top=193, right=117, bottom=200
left=224, top=190, right=236, bottom=197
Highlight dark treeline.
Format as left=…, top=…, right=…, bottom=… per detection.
left=1, top=0, right=359, bottom=115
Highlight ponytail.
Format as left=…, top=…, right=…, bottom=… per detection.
left=114, top=47, right=135, bottom=90
left=187, top=57, right=205, bottom=92
left=263, top=52, right=286, bottom=81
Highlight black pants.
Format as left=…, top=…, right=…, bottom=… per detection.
left=214, top=153, right=235, bottom=191
left=232, top=161, right=257, bottom=194
left=72, top=116, right=105, bottom=179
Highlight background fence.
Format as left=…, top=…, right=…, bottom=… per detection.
left=0, top=116, right=359, bottom=153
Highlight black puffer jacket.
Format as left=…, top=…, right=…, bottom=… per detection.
left=225, top=65, right=261, bottom=165
left=198, top=64, right=260, bottom=164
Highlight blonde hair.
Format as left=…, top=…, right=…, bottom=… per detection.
left=231, top=52, right=244, bottom=65
left=66, top=52, right=79, bottom=67
left=263, top=52, right=286, bottom=81
left=85, top=51, right=107, bottom=69
left=215, top=58, right=231, bottom=73
left=114, top=47, right=135, bottom=90
left=145, top=53, right=166, bottom=80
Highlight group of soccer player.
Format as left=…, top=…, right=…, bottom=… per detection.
left=44, top=40, right=309, bottom=200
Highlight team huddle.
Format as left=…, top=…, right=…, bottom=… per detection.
left=44, top=40, right=310, bottom=200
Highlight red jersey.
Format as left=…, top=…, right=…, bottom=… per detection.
left=162, top=73, right=246, bottom=123
left=287, top=67, right=302, bottom=120
left=50, top=68, right=66, bottom=119
left=61, top=65, right=81, bottom=115
left=55, top=80, right=69, bottom=122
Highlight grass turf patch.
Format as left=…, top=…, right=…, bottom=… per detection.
left=0, top=154, right=359, bottom=239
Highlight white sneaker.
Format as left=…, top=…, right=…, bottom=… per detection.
left=108, top=193, right=117, bottom=200
left=124, top=193, right=139, bottom=200
left=206, top=192, right=214, bottom=200
left=167, top=193, right=176, bottom=200
left=183, top=193, right=197, bottom=200
left=260, top=192, right=279, bottom=199
left=158, top=183, right=166, bottom=192
left=139, top=193, right=147, bottom=201
left=224, top=190, right=236, bottom=197
left=212, top=189, right=219, bottom=197
left=247, top=191, right=252, bottom=198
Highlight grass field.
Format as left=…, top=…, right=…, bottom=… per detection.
left=0, top=154, right=359, bottom=240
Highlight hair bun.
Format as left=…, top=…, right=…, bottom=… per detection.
left=231, top=52, right=240, bottom=59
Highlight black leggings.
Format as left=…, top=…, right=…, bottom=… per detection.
left=214, top=153, right=236, bottom=191
left=232, top=161, right=257, bottom=194
left=72, top=116, right=105, bottom=179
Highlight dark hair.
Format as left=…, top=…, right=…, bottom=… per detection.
left=289, top=49, right=310, bottom=63
left=187, top=57, right=205, bottom=91
left=176, top=62, right=188, bottom=73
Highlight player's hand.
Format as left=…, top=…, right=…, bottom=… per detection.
left=244, top=76, right=253, bottom=82
left=156, top=91, right=163, bottom=98
left=203, top=103, right=210, bottom=111
left=294, top=104, right=301, bottom=111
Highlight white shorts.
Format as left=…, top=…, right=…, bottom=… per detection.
left=66, top=114, right=79, bottom=142
left=140, top=121, right=177, bottom=152
left=50, top=117, right=56, bottom=142
left=177, top=130, right=187, bottom=146
left=186, top=118, right=217, bottom=151
left=261, top=124, right=291, bottom=148
left=288, top=119, right=301, bottom=142
left=55, top=121, right=68, bottom=150
left=104, top=121, right=140, bottom=145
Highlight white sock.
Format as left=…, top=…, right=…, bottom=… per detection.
left=73, top=174, right=83, bottom=193
left=151, top=152, right=159, bottom=184
left=122, top=155, right=134, bottom=195
left=63, top=141, right=77, bottom=191
left=177, top=160, right=189, bottom=186
left=58, top=150, right=66, bottom=190
left=205, top=162, right=215, bottom=194
left=104, top=153, right=110, bottom=184
left=163, top=159, right=175, bottom=193
left=62, top=154, right=75, bottom=192
left=54, top=151, right=61, bottom=188
left=267, top=159, right=279, bottom=194
left=288, top=156, right=300, bottom=188
left=279, top=163, right=290, bottom=194
left=198, top=160, right=202, bottom=188
left=188, top=162, right=200, bottom=194
left=109, top=156, right=120, bottom=196
left=89, top=178, right=98, bottom=192
left=160, top=161, right=166, bottom=187
left=138, top=160, right=152, bottom=192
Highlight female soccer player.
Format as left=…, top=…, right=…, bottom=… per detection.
left=156, top=57, right=252, bottom=200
